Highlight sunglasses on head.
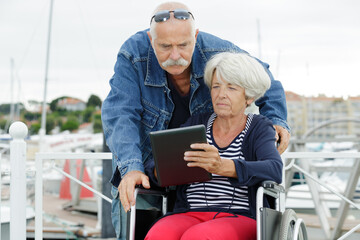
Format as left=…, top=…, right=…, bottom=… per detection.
left=150, top=9, right=194, bottom=24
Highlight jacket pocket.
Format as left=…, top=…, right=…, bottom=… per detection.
left=139, top=100, right=161, bottom=147
left=141, top=106, right=159, bottom=129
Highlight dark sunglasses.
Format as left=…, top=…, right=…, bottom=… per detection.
left=150, top=9, right=194, bottom=24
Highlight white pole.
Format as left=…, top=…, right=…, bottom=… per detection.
left=9, top=121, right=28, bottom=240
left=35, top=154, right=43, bottom=240
left=0, top=152, right=2, bottom=239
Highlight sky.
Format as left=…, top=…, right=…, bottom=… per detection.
left=1, top=0, right=360, bottom=105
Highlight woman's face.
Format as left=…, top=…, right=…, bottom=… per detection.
left=211, top=73, right=252, bottom=119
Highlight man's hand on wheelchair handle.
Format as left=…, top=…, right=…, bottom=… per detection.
left=118, top=170, right=150, bottom=212
left=274, top=125, right=290, bottom=154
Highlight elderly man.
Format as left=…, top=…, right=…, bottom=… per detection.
left=101, top=2, right=290, bottom=239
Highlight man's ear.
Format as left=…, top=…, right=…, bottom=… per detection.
left=195, top=29, right=199, bottom=40
left=147, top=31, right=153, bottom=45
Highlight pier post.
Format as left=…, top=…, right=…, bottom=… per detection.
left=9, top=121, right=28, bottom=240
left=101, top=134, right=116, bottom=237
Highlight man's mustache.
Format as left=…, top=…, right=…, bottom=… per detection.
left=162, top=58, right=189, bottom=68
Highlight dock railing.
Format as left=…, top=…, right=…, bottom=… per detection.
left=5, top=122, right=113, bottom=240
left=34, top=152, right=113, bottom=239
left=4, top=121, right=360, bottom=240
left=282, top=152, right=360, bottom=240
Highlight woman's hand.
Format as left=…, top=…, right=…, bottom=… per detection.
left=184, top=143, right=237, bottom=178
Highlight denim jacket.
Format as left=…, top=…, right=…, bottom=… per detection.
left=101, top=29, right=289, bottom=191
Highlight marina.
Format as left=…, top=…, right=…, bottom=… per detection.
left=1, top=0, right=360, bottom=239
left=1, top=122, right=360, bottom=239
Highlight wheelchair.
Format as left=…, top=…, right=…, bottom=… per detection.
left=126, top=180, right=308, bottom=240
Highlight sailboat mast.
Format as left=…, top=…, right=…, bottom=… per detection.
left=257, top=18, right=262, bottom=59
left=40, top=0, right=54, bottom=138
left=4, top=58, right=15, bottom=132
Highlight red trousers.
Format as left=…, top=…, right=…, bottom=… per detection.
left=145, top=211, right=256, bottom=240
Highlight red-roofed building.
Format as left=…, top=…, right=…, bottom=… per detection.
left=57, top=97, right=86, bottom=111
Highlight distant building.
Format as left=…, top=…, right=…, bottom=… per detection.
left=25, top=100, right=44, bottom=113
left=57, top=97, right=86, bottom=111
left=286, top=92, right=360, bottom=138
left=285, top=91, right=307, bottom=137
left=348, top=96, right=360, bottom=136
left=77, top=122, right=93, bottom=133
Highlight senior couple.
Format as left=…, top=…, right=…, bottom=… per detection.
left=102, top=2, right=287, bottom=240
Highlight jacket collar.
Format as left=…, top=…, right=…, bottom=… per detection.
left=144, top=41, right=207, bottom=87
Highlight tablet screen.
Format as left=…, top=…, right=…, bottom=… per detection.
left=150, top=125, right=212, bottom=187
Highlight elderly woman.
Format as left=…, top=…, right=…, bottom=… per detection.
left=145, top=52, right=283, bottom=240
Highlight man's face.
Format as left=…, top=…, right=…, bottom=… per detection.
left=149, top=19, right=198, bottom=76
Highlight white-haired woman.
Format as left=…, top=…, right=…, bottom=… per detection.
left=145, top=52, right=283, bottom=240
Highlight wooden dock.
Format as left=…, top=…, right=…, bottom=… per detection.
left=298, top=213, right=360, bottom=240
left=26, top=194, right=104, bottom=239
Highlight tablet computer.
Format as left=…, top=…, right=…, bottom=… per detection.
left=149, top=125, right=212, bottom=187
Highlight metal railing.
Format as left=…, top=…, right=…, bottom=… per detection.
left=4, top=122, right=113, bottom=240
left=34, top=152, right=112, bottom=239
left=282, top=152, right=360, bottom=240
left=3, top=121, right=360, bottom=240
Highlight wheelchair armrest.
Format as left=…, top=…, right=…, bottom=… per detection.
left=132, top=187, right=169, bottom=217
left=134, top=186, right=168, bottom=198
left=127, top=187, right=169, bottom=240
left=261, top=180, right=285, bottom=194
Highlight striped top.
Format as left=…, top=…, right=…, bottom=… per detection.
left=186, top=113, right=254, bottom=212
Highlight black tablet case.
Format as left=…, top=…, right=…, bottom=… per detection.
left=150, top=125, right=212, bottom=187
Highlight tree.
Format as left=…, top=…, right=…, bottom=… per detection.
left=93, top=113, right=102, bottom=133
left=61, top=116, right=80, bottom=132
left=0, top=104, right=11, bottom=115
left=83, top=106, right=95, bottom=123
left=24, top=112, right=41, bottom=121
left=0, top=119, right=7, bottom=130
left=29, top=122, right=41, bottom=134
left=49, top=99, right=58, bottom=112
left=45, top=115, right=56, bottom=134
left=87, top=94, right=102, bottom=108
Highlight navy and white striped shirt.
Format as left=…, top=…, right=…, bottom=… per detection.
left=186, top=113, right=254, bottom=211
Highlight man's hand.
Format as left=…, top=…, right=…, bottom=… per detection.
left=274, top=125, right=290, bottom=154
left=118, top=170, right=150, bottom=212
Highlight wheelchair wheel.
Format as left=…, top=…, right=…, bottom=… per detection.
left=279, top=209, right=307, bottom=240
